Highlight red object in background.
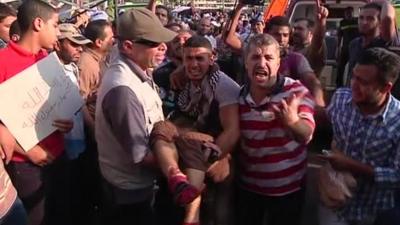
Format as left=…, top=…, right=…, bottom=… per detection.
left=263, top=0, right=290, bottom=22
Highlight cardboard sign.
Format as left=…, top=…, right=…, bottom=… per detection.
left=0, top=52, right=84, bottom=151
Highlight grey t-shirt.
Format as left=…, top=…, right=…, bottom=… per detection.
left=214, top=72, right=241, bottom=108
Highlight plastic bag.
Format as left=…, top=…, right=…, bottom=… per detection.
left=318, top=162, right=357, bottom=209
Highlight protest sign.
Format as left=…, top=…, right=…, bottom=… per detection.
left=0, top=52, right=84, bottom=151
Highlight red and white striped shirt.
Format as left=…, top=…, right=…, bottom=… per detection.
left=238, top=77, right=315, bottom=196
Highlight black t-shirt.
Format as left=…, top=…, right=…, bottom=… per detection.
left=346, top=37, right=396, bottom=86
left=153, top=61, right=179, bottom=117
left=338, top=18, right=359, bottom=56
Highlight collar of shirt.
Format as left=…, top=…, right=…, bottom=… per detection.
left=8, top=41, right=47, bottom=59
left=241, top=75, right=286, bottom=107
left=119, top=54, right=152, bottom=83
left=0, top=39, right=7, bottom=49
left=63, top=62, right=79, bottom=75
left=293, top=42, right=310, bottom=52
left=85, top=47, right=102, bottom=62
left=346, top=94, right=394, bottom=124
left=359, top=36, right=387, bottom=48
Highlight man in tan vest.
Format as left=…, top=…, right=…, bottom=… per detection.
left=95, top=8, right=175, bottom=225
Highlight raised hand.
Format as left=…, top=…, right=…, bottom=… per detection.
left=316, top=6, right=329, bottom=21
left=272, top=91, right=307, bottom=127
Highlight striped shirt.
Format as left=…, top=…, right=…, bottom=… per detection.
left=238, top=77, right=315, bottom=196
left=327, top=88, right=400, bottom=222
left=0, top=160, right=17, bottom=218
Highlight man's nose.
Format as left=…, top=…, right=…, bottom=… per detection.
left=188, top=59, right=198, bottom=67
left=259, top=56, right=267, bottom=65
left=159, top=43, right=167, bottom=51
left=276, top=35, right=283, bottom=42
left=359, top=18, right=367, bottom=25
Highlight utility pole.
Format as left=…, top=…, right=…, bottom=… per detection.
left=114, top=0, right=118, bottom=32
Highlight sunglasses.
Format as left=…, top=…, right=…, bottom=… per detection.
left=134, top=39, right=161, bottom=48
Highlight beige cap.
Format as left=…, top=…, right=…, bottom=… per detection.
left=58, top=23, right=92, bottom=45
left=118, top=8, right=176, bottom=43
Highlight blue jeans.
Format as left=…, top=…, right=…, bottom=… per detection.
left=0, top=197, right=27, bottom=225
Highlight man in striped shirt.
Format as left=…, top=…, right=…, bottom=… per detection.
left=236, top=33, right=315, bottom=225
left=321, top=48, right=400, bottom=225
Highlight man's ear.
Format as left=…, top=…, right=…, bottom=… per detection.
left=54, top=40, right=61, bottom=51
left=32, top=17, right=44, bottom=32
left=120, top=40, right=133, bottom=55
left=211, top=49, right=217, bottom=62
left=94, top=38, right=103, bottom=49
left=382, top=81, right=393, bottom=94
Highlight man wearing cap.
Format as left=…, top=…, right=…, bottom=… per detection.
left=95, top=8, right=176, bottom=225
left=54, top=23, right=93, bottom=225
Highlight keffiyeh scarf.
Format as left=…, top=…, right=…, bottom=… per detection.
left=177, top=64, right=221, bottom=129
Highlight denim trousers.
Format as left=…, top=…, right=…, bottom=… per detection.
left=0, top=197, right=27, bottom=225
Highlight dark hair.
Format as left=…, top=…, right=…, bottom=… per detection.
left=9, top=20, right=20, bottom=38
left=17, top=0, right=56, bottom=34
left=183, top=35, right=212, bottom=51
left=265, top=16, right=290, bottom=32
left=176, top=29, right=195, bottom=36
left=0, top=3, right=16, bottom=22
left=356, top=47, right=400, bottom=84
left=165, top=22, right=182, bottom=30
left=156, top=5, right=170, bottom=14
left=294, top=18, right=315, bottom=28
left=84, top=20, right=111, bottom=43
left=244, top=34, right=280, bottom=59
left=362, top=3, right=382, bottom=12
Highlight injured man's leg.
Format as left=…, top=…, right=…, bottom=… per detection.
left=151, top=121, right=221, bottom=224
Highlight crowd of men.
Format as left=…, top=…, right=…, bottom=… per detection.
left=0, top=0, right=400, bottom=225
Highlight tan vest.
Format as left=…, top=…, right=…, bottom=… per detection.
left=95, top=55, right=164, bottom=190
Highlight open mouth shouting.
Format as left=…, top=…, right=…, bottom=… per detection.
left=253, top=67, right=270, bottom=83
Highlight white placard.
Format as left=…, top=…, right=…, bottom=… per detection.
left=0, top=52, right=84, bottom=151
